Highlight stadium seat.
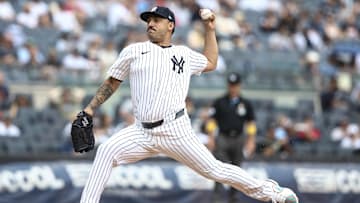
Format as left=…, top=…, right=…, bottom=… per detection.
left=293, top=142, right=317, bottom=156
left=3, top=137, right=30, bottom=155
left=14, top=107, right=38, bottom=129
left=84, top=16, right=108, bottom=34
left=0, top=20, right=12, bottom=32
left=295, top=99, right=315, bottom=119
left=23, top=27, right=61, bottom=54
left=28, top=139, right=61, bottom=154
left=337, top=148, right=355, bottom=158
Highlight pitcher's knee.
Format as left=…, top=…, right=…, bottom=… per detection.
left=96, top=142, right=115, bottom=159
left=96, top=143, right=107, bottom=154
left=199, top=161, right=227, bottom=182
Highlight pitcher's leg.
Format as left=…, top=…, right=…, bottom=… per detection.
left=160, top=120, right=279, bottom=202
left=80, top=124, right=156, bottom=203
left=212, top=136, right=230, bottom=203
left=165, top=138, right=272, bottom=201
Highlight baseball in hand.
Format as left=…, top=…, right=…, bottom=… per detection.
left=200, top=9, right=214, bottom=20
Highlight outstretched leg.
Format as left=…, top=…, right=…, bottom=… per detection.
left=80, top=124, right=157, bottom=203
left=159, top=117, right=298, bottom=203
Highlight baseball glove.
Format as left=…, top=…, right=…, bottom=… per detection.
left=71, top=111, right=95, bottom=153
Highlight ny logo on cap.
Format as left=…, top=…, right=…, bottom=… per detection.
left=151, top=7, right=157, bottom=12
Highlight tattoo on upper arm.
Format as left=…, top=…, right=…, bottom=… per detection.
left=89, top=79, right=117, bottom=111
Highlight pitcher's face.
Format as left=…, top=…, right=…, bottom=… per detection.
left=146, top=16, right=174, bottom=43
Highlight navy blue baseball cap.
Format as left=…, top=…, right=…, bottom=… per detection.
left=140, top=6, right=176, bottom=23
left=227, top=72, right=242, bottom=84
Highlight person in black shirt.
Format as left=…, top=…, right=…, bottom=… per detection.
left=211, top=72, right=257, bottom=203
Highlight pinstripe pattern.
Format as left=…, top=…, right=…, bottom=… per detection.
left=81, top=41, right=282, bottom=203
left=107, top=41, right=207, bottom=122
left=80, top=115, right=277, bottom=203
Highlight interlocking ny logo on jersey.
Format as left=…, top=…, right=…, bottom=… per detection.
left=171, top=55, right=185, bottom=74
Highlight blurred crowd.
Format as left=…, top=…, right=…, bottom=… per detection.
left=0, top=0, right=360, bottom=158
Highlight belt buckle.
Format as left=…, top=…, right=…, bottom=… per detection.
left=175, top=108, right=184, bottom=119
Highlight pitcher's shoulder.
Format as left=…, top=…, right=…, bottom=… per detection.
left=172, top=44, right=193, bottom=53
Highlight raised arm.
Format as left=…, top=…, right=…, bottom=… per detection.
left=83, top=77, right=121, bottom=116
left=200, top=9, right=218, bottom=73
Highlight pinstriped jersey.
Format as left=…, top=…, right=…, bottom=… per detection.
left=107, top=41, right=208, bottom=122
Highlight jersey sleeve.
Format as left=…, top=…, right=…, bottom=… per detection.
left=187, top=47, right=208, bottom=75
left=107, top=45, right=133, bottom=81
left=245, top=100, right=256, bottom=121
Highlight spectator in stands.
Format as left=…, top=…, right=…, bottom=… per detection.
left=93, top=112, right=113, bottom=147
left=196, top=0, right=220, bottom=12
left=55, top=32, right=76, bottom=53
left=329, top=116, right=360, bottom=153
left=195, top=105, right=216, bottom=152
left=278, top=1, right=300, bottom=34
left=341, top=15, right=359, bottom=40
left=215, top=7, right=241, bottom=38
left=48, top=87, right=84, bottom=121
left=42, top=48, right=61, bottom=81
left=16, top=41, right=45, bottom=69
left=185, top=96, right=195, bottom=119
left=293, top=27, right=325, bottom=52
left=166, top=0, right=192, bottom=27
left=9, top=94, right=32, bottom=119
left=51, top=0, right=82, bottom=33
left=117, top=27, right=147, bottom=49
left=293, top=115, right=321, bottom=143
left=331, top=116, right=350, bottom=142
left=0, top=32, right=16, bottom=65
left=4, top=24, right=26, bottom=49
left=350, top=82, right=360, bottom=113
left=85, top=36, right=102, bottom=62
left=320, top=76, right=350, bottom=112
left=0, top=112, right=20, bottom=137
left=107, top=0, right=138, bottom=29
left=62, top=0, right=88, bottom=25
left=181, top=0, right=201, bottom=23
left=303, top=50, right=321, bottom=73
left=0, top=71, right=10, bottom=110
left=262, top=114, right=293, bottom=157
left=339, top=123, right=360, bottom=151
left=301, top=50, right=322, bottom=91
left=16, top=2, right=39, bottom=29
left=319, top=53, right=338, bottom=78
left=187, top=20, right=205, bottom=49
left=98, top=40, right=118, bottom=76
left=0, top=0, right=15, bottom=21
left=37, top=12, right=54, bottom=28
left=45, top=48, right=61, bottom=67
left=113, top=98, right=134, bottom=131
left=75, top=0, right=99, bottom=19
left=62, top=48, right=90, bottom=70
left=233, top=12, right=262, bottom=50
left=29, top=0, right=49, bottom=19
left=268, top=24, right=294, bottom=51
left=322, top=14, right=342, bottom=44
left=259, top=10, right=280, bottom=33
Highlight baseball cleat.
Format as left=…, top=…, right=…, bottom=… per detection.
left=268, top=180, right=299, bottom=203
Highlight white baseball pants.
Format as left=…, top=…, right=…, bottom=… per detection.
left=80, top=114, right=276, bottom=203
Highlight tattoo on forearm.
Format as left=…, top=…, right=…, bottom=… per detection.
left=89, top=81, right=115, bottom=111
